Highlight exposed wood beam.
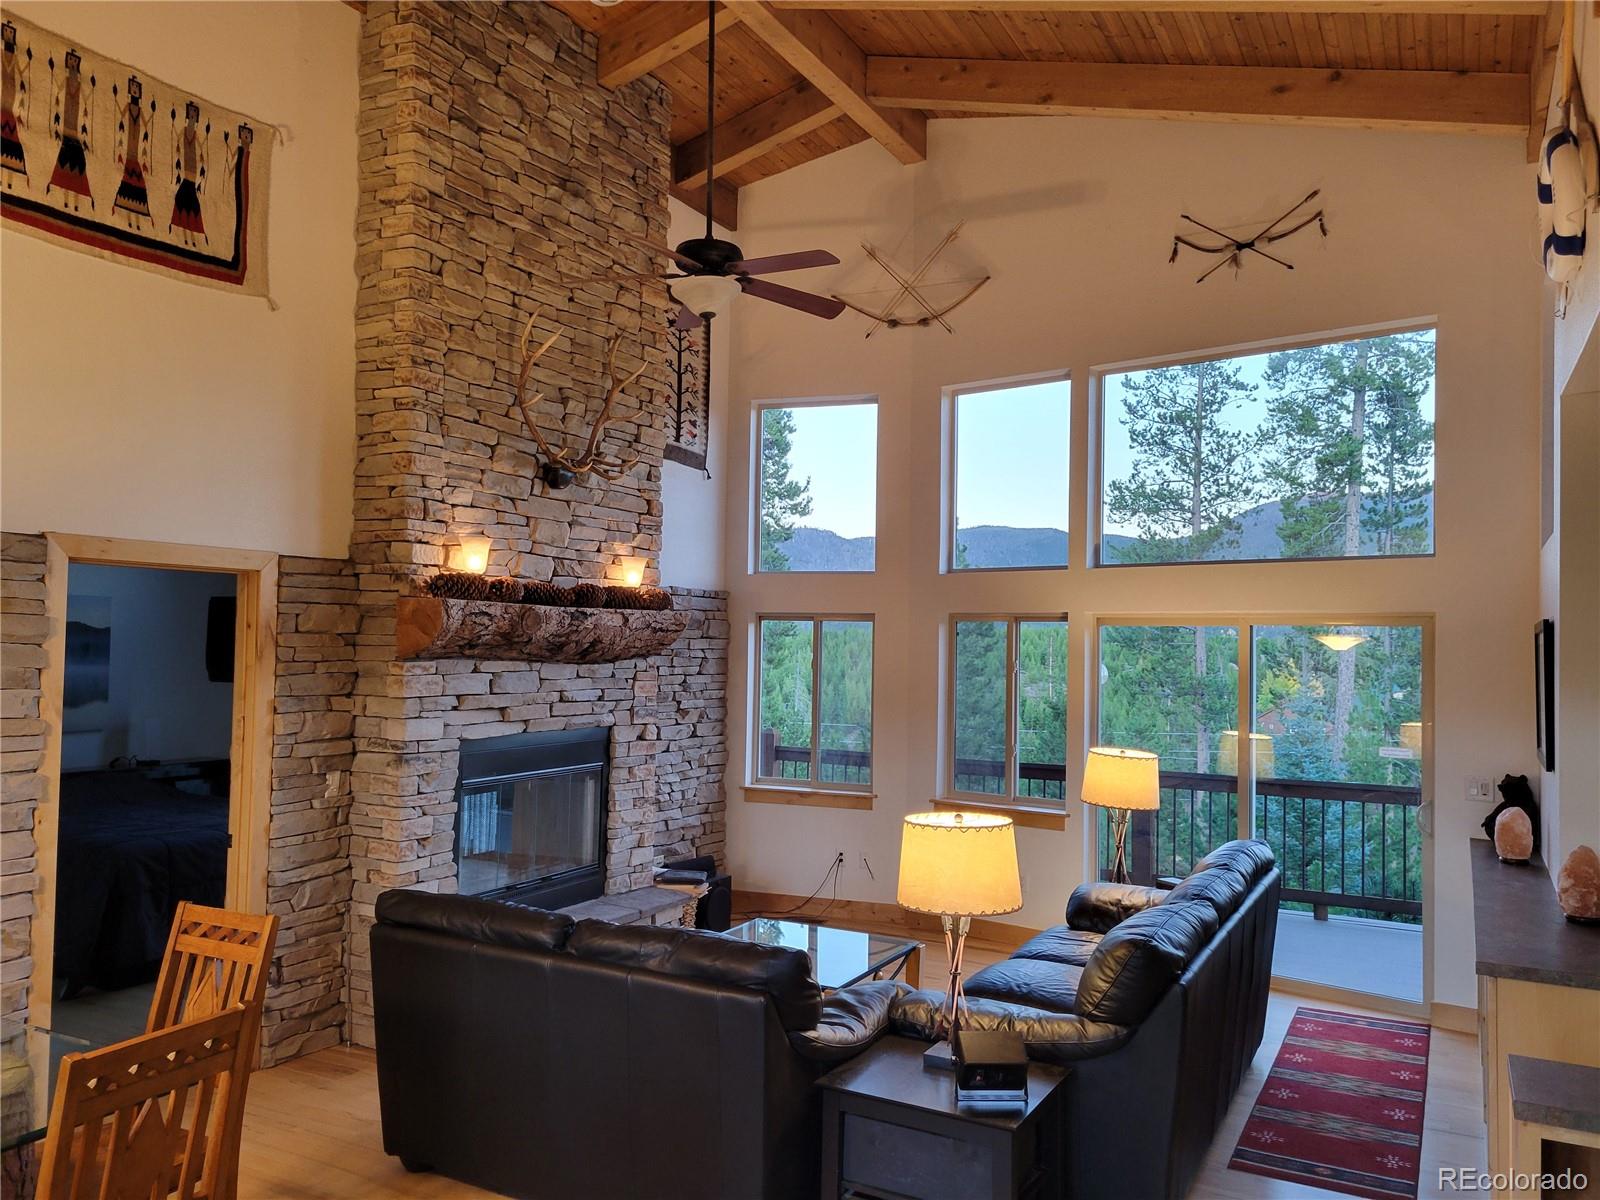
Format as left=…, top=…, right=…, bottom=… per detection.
left=674, top=83, right=842, bottom=189
left=598, top=1, right=741, bottom=90
left=670, top=180, right=740, bottom=232
left=866, top=58, right=1529, bottom=134
left=772, top=2, right=1541, bottom=13
left=737, top=1, right=927, bottom=165
left=1527, top=1, right=1565, bottom=161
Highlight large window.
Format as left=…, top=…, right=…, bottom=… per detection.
left=950, top=377, right=1070, bottom=570
left=755, top=616, right=874, bottom=790
left=1099, top=327, right=1435, bottom=565
left=949, top=617, right=1068, bottom=803
left=756, top=401, right=877, bottom=573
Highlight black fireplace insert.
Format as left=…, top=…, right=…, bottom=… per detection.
left=453, top=727, right=608, bottom=910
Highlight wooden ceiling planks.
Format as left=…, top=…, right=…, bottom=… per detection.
left=546, top=1, right=1548, bottom=222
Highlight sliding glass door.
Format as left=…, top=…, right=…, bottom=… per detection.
left=1094, top=616, right=1430, bottom=1003
left=1251, top=623, right=1425, bottom=1002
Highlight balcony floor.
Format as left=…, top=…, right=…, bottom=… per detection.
left=1273, top=909, right=1423, bottom=1002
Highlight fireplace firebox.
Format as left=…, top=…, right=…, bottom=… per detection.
left=454, top=728, right=608, bottom=909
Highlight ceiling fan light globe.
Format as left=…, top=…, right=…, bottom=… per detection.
left=669, top=274, right=741, bottom=319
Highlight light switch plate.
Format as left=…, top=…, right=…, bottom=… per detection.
left=1466, top=777, right=1495, bottom=803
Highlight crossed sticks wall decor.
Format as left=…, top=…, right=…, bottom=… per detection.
left=833, top=221, right=990, bottom=337
left=1169, top=189, right=1328, bottom=283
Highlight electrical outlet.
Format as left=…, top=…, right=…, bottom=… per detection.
left=1466, top=777, right=1494, bottom=804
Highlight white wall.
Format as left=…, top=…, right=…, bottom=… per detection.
left=723, top=116, right=1543, bottom=1010
left=0, top=1, right=358, bottom=558
left=62, top=563, right=235, bottom=771
left=659, top=197, right=730, bottom=590
left=1537, top=0, right=1600, bottom=868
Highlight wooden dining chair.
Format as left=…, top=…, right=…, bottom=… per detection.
left=36, top=1005, right=250, bottom=1200
left=145, top=903, right=279, bottom=1200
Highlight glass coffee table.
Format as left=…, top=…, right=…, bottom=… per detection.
left=725, top=917, right=922, bottom=991
left=3, top=1022, right=98, bottom=1199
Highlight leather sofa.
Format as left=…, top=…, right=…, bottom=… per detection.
left=369, top=890, right=899, bottom=1200
left=891, top=839, right=1280, bottom=1200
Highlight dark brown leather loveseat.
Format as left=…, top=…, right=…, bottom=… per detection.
left=369, top=890, right=899, bottom=1200
left=892, top=839, right=1280, bottom=1200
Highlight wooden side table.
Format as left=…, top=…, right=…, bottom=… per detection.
left=816, top=1036, right=1067, bottom=1200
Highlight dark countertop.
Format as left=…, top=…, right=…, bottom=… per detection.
left=1508, top=1055, right=1600, bottom=1135
left=1471, top=838, right=1600, bottom=991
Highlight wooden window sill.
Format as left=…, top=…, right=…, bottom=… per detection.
left=933, top=797, right=1068, bottom=831
left=744, top=785, right=875, bottom=810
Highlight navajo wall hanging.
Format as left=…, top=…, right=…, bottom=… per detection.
left=1, top=15, right=274, bottom=298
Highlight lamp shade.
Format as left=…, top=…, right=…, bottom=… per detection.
left=1314, top=631, right=1369, bottom=653
left=1080, top=747, right=1161, bottom=812
left=449, top=533, right=493, bottom=575
left=617, top=556, right=647, bottom=588
left=1217, top=731, right=1276, bottom=778
left=1399, top=721, right=1423, bottom=754
left=669, top=274, right=742, bottom=318
left=897, top=811, right=1022, bottom=918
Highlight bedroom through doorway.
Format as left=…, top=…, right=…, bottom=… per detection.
left=50, top=562, right=239, bottom=1044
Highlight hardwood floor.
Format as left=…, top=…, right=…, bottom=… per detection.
left=238, top=924, right=1484, bottom=1200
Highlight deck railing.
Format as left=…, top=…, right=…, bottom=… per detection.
left=762, top=735, right=1421, bottom=921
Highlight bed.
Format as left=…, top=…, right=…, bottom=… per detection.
left=53, top=769, right=230, bottom=996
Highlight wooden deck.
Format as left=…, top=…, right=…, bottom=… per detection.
left=1274, top=909, right=1424, bottom=1003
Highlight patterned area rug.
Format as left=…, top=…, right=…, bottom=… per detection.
left=1229, top=1006, right=1432, bottom=1199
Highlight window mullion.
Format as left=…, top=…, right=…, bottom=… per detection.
left=1007, top=619, right=1019, bottom=803
left=811, top=618, right=824, bottom=785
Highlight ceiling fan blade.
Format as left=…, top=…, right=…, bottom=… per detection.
left=729, top=249, right=839, bottom=276
left=738, top=276, right=847, bottom=320
left=615, top=229, right=704, bottom=272
left=672, top=306, right=704, bottom=331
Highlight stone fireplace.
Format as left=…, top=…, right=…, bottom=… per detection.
left=340, top=0, right=727, bottom=1048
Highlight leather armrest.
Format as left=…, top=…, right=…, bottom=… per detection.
left=787, top=980, right=904, bottom=1064
left=889, top=989, right=1134, bottom=1066
left=1065, top=882, right=1167, bottom=933
left=1154, top=876, right=1182, bottom=890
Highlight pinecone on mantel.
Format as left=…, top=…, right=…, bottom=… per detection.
left=523, top=580, right=570, bottom=607
left=637, top=586, right=674, bottom=611
left=569, top=582, right=606, bottom=609
left=485, top=577, right=524, bottom=603
left=425, top=572, right=492, bottom=601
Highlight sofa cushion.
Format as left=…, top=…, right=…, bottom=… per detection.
left=1010, top=925, right=1103, bottom=967
left=890, top=990, right=1135, bottom=1066
left=374, top=889, right=576, bottom=953
left=1163, top=867, right=1250, bottom=921
left=1193, top=839, right=1275, bottom=886
left=1065, top=882, right=1167, bottom=933
left=966, top=958, right=1084, bottom=1014
left=788, top=980, right=903, bottom=1064
left=568, top=919, right=823, bottom=1032
left=1074, top=900, right=1220, bottom=1025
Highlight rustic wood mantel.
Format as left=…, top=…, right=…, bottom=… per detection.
left=395, top=596, right=689, bottom=663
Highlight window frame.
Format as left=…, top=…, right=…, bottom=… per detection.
left=944, top=371, right=1073, bottom=574
left=751, top=396, right=879, bottom=576
left=943, top=613, right=1070, bottom=811
left=1092, top=319, right=1438, bottom=569
left=751, top=613, right=876, bottom=796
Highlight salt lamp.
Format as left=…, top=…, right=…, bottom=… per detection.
left=1557, top=845, right=1600, bottom=923
left=1494, top=808, right=1534, bottom=863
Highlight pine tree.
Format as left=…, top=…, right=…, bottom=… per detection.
left=1264, top=332, right=1433, bottom=764
left=759, top=408, right=813, bottom=571
left=1104, top=359, right=1262, bottom=565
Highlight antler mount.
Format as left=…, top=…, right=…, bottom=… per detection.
left=514, top=307, right=646, bottom=491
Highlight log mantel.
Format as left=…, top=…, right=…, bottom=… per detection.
left=395, top=596, right=689, bottom=663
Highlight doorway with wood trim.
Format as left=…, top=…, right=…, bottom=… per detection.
left=31, top=535, right=275, bottom=1037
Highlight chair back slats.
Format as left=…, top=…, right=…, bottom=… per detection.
left=141, top=903, right=279, bottom=1200
left=37, top=1005, right=250, bottom=1200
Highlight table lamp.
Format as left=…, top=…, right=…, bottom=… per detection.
left=1081, top=747, right=1160, bottom=885
left=897, top=811, right=1022, bottom=1070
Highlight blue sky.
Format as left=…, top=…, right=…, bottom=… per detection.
left=775, top=336, right=1436, bottom=542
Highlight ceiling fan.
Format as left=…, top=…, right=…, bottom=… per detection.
left=565, top=0, right=844, bottom=329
